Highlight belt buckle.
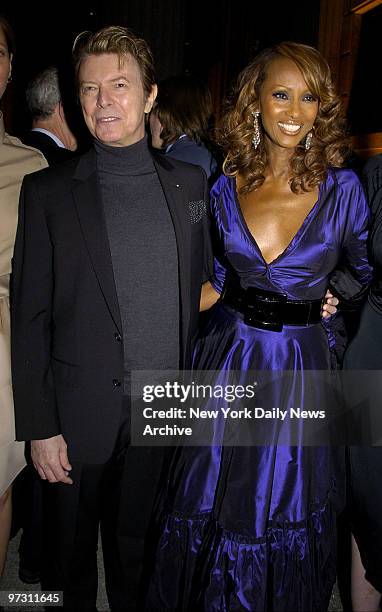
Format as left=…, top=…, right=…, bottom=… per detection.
left=244, top=288, right=286, bottom=332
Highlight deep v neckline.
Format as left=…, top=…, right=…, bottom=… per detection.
left=232, top=177, right=322, bottom=267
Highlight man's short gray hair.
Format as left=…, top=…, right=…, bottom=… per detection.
left=26, top=66, right=61, bottom=119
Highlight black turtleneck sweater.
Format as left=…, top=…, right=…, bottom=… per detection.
left=95, top=136, right=179, bottom=391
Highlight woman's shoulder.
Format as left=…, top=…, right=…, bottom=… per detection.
left=1, top=131, right=47, bottom=173
left=210, top=173, right=231, bottom=199
left=325, top=168, right=369, bottom=219
left=328, top=167, right=363, bottom=190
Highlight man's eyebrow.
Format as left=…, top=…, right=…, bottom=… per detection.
left=80, top=76, right=131, bottom=85
left=109, top=76, right=130, bottom=83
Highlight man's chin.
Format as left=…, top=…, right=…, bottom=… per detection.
left=93, top=122, right=145, bottom=147
left=94, top=127, right=123, bottom=146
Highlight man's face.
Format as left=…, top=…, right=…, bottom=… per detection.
left=78, top=52, right=157, bottom=147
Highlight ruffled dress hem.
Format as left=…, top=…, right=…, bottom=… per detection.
left=146, top=491, right=337, bottom=611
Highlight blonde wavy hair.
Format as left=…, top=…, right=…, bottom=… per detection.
left=219, top=41, right=351, bottom=194
left=72, top=25, right=156, bottom=99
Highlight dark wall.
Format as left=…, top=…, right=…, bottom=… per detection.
left=1, top=0, right=320, bottom=135
left=184, top=0, right=320, bottom=93
left=347, top=4, right=382, bottom=135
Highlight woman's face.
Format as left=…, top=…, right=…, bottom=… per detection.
left=257, top=56, right=318, bottom=151
left=0, top=25, right=12, bottom=101
left=149, top=107, right=164, bottom=149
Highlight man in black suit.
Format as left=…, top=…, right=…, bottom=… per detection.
left=11, top=25, right=211, bottom=611
left=22, top=66, right=77, bottom=166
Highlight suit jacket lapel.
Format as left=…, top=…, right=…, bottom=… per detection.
left=72, top=149, right=122, bottom=334
left=153, top=155, right=191, bottom=366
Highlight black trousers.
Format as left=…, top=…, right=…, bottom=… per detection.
left=18, top=463, right=43, bottom=573
left=41, top=452, right=127, bottom=610
left=40, top=416, right=169, bottom=611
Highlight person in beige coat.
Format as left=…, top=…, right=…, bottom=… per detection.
left=0, top=14, right=47, bottom=576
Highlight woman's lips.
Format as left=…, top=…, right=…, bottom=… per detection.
left=277, top=122, right=302, bottom=135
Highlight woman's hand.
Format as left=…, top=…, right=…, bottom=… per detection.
left=200, top=281, right=220, bottom=312
left=322, top=289, right=339, bottom=318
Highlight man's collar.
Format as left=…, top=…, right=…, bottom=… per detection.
left=31, top=128, right=66, bottom=148
left=73, top=143, right=179, bottom=182
left=165, top=134, right=187, bottom=153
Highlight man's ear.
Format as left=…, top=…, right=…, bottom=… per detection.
left=144, top=84, right=157, bottom=114
left=57, top=100, right=65, bottom=120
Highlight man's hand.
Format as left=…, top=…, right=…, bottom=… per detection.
left=31, top=435, right=73, bottom=484
left=322, top=289, right=339, bottom=319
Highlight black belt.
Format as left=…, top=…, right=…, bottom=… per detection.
left=221, top=283, right=323, bottom=332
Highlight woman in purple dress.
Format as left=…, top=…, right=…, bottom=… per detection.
left=145, top=42, right=371, bottom=611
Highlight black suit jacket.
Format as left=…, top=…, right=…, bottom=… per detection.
left=21, top=130, right=76, bottom=166
left=11, top=147, right=211, bottom=463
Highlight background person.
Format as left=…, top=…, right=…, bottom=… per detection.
left=0, top=13, right=47, bottom=578
left=149, top=75, right=219, bottom=181
left=22, top=65, right=77, bottom=165
left=344, top=151, right=382, bottom=612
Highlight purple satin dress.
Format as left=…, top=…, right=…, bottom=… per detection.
left=145, top=169, right=371, bottom=611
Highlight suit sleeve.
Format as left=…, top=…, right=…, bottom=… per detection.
left=362, top=154, right=382, bottom=205
left=11, top=175, right=61, bottom=440
left=202, top=171, right=214, bottom=283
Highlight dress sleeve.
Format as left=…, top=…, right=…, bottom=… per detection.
left=208, top=179, right=229, bottom=294
left=343, top=174, right=372, bottom=285
left=210, top=256, right=227, bottom=294
left=329, top=172, right=372, bottom=303
left=325, top=172, right=373, bottom=367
